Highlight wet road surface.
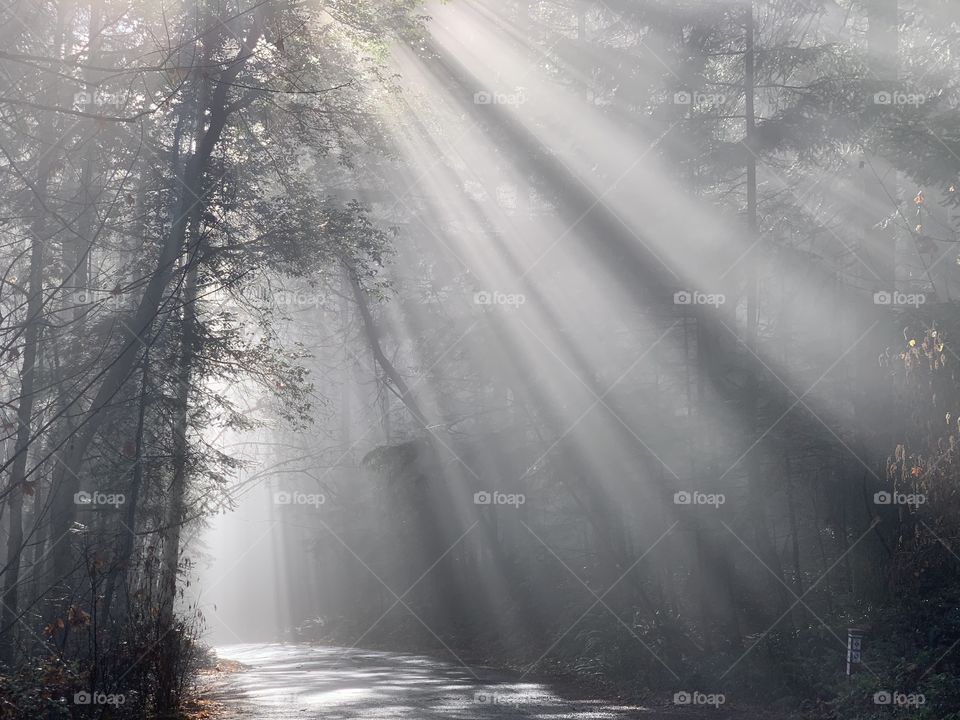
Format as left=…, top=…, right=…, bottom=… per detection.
left=208, top=643, right=746, bottom=719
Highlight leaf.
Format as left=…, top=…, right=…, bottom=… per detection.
left=41, top=618, right=65, bottom=636
left=68, top=606, right=91, bottom=628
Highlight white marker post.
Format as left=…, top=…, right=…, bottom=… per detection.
left=847, top=629, right=864, bottom=676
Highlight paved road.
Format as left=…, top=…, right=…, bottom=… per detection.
left=208, top=644, right=734, bottom=719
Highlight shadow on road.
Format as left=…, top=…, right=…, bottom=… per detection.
left=206, top=643, right=754, bottom=719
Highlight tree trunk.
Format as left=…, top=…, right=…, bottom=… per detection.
left=742, top=0, right=792, bottom=627
left=45, top=12, right=265, bottom=613
left=156, top=256, right=198, bottom=711
left=0, top=195, right=46, bottom=662
left=101, top=353, right=150, bottom=621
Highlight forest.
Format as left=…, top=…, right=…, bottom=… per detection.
left=0, top=0, right=958, bottom=718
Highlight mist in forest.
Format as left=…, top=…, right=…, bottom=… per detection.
left=0, top=0, right=958, bottom=718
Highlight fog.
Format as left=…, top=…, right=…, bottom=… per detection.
left=0, top=0, right=958, bottom=717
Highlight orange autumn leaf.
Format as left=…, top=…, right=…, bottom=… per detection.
left=42, top=618, right=65, bottom=636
